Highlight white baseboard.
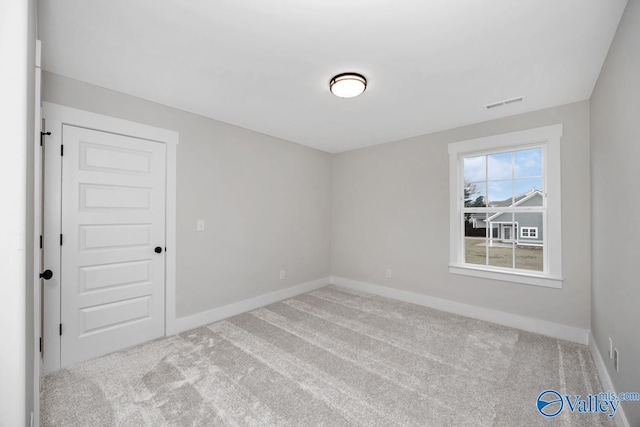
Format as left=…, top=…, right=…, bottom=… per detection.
left=589, top=333, right=630, bottom=427
left=174, top=277, right=331, bottom=333
left=330, top=276, right=590, bottom=345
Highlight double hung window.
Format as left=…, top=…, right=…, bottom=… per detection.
left=448, top=125, right=563, bottom=288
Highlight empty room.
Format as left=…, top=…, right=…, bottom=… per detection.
left=2, top=0, right=639, bottom=426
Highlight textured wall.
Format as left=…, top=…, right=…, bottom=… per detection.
left=590, top=1, right=640, bottom=425
left=43, top=72, right=332, bottom=319
left=332, top=101, right=591, bottom=329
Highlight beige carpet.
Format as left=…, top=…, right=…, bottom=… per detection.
left=42, top=285, right=613, bottom=426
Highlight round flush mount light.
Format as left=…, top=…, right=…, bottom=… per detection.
left=329, top=73, right=367, bottom=98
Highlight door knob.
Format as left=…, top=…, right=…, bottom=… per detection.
left=154, top=246, right=163, bottom=254
left=39, top=270, right=53, bottom=280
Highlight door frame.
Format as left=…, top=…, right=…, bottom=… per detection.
left=33, top=39, right=42, bottom=427
left=40, top=102, right=179, bottom=374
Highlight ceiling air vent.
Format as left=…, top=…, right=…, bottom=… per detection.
left=485, top=96, right=524, bottom=110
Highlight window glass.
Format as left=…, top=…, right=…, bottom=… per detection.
left=460, top=148, right=545, bottom=274
left=464, top=182, right=486, bottom=208
left=515, top=245, right=543, bottom=271
left=514, top=148, right=543, bottom=178
left=464, top=225, right=486, bottom=267
left=463, top=155, right=486, bottom=182
left=514, top=178, right=543, bottom=206
left=487, top=181, right=513, bottom=206
left=487, top=152, right=512, bottom=180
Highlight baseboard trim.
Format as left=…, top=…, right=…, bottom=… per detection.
left=174, top=277, right=331, bottom=334
left=589, top=333, right=630, bottom=427
left=330, top=276, right=589, bottom=345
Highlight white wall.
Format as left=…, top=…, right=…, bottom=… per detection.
left=332, top=101, right=591, bottom=329
left=0, top=0, right=32, bottom=425
left=590, top=1, right=640, bottom=425
left=42, top=72, right=332, bottom=320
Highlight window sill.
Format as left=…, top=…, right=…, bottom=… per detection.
left=449, top=265, right=563, bottom=289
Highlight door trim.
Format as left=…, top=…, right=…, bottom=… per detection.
left=41, top=102, right=179, bottom=373
left=33, top=39, right=41, bottom=427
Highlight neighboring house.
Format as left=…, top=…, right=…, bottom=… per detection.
left=468, top=189, right=543, bottom=246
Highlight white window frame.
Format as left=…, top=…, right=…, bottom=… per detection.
left=521, top=227, right=538, bottom=239
left=448, top=125, right=563, bottom=288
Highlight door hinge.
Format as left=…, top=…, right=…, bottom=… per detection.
left=39, top=131, right=51, bottom=147
left=39, top=235, right=43, bottom=249
left=59, top=324, right=62, bottom=336
left=39, top=337, right=42, bottom=353
left=60, top=234, right=63, bottom=245
left=61, top=144, right=64, bottom=156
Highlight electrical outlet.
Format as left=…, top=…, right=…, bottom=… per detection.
left=385, top=269, right=392, bottom=278
left=614, top=348, right=619, bottom=372
left=609, top=337, right=613, bottom=359
left=280, top=270, right=286, bottom=280
left=196, top=220, right=205, bottom=232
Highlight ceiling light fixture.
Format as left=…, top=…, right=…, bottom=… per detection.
left=330, top=73, right=367, bottom=98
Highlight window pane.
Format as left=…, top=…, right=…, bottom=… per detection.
left=488, top=212, right=515, bottom=269
left=514, top=148, right=542, bottom=178
left=488, top=244, right=514, bottom=268
left=516, top=213, right=543, bottom=241
left=515, top=245, right=543, bottom=271
left=514, top=178, right=543, bottom=206
left=515, top=212, right=543, bottom=271
left=464, top=155, right=486, bottom=182
left=488, top=152, right=512, bottom=180
left=464, top=181, right=486, bottom=207
left=465, top=238, right=486, bottom=266
left=487, top=181, right=512, bottom=206
left=464, top=213, right=487, bottom=266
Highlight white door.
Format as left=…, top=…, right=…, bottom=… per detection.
left=59, top=125, right=167, bottom=368
left=503, top=225, right=513, bottom=242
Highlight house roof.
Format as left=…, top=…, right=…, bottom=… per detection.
left=487, top=189, right=542, bottom=208
left=469, top=189, right=542, bottom=222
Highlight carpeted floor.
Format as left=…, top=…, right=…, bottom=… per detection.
left=42, top=285, right=613, bottom=426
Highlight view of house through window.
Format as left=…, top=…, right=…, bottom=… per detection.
left=462, top=147, right=544, bottom=272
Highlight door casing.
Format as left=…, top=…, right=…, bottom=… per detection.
left=33, top=39, right=42, bottom=427
left=40, top=102, right=179, bottom=374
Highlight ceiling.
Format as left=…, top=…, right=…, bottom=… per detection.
left=38, top=0, right=627, bottom=153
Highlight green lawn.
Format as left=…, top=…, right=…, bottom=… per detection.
left=464, top=238, right=543, bottom=271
